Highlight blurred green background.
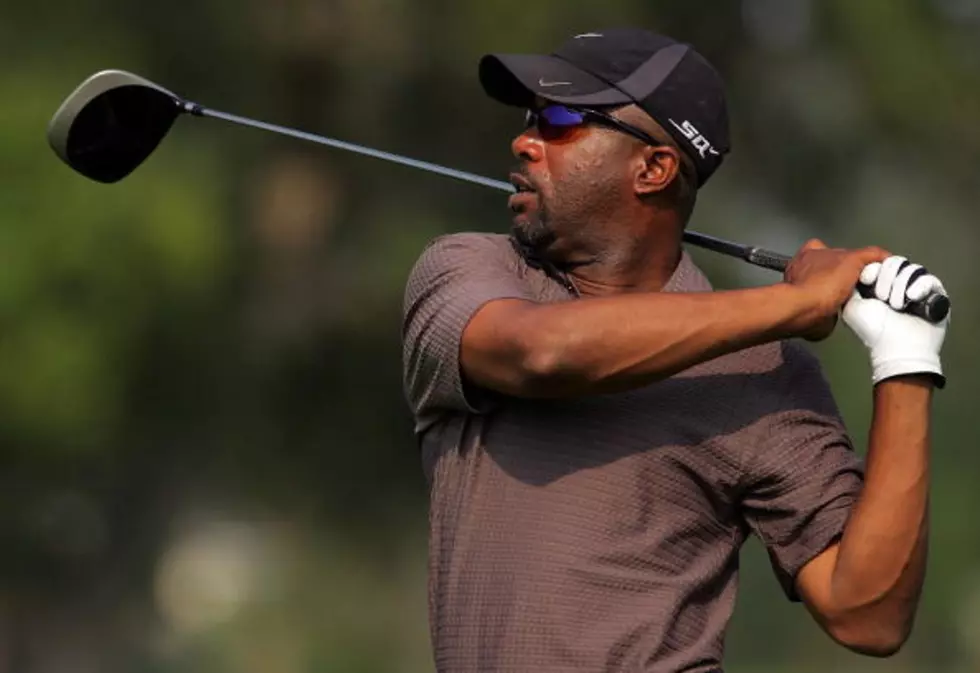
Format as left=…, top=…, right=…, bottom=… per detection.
left=2, top=1, right=979, bottom=671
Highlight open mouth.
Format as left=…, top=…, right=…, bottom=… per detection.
left=509, top=173, right=535, bottom=194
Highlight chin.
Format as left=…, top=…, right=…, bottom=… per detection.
left=511, top=217, right=555, bottom=255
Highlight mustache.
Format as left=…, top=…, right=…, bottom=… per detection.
left=509, top=165, right=536, bottom=190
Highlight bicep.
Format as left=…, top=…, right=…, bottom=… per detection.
left=796, top=541, right=842, bottom=633
left=402, top=236, right=537, bottom=420
left=460, top=298, right=550, bottom=397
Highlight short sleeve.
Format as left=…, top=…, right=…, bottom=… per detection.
left=739, top=345, right=865, bottom=601
left=402, top=234, right=534, bottom=435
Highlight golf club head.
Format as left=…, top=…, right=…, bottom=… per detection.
left=47, top=70, right=186, bottom=183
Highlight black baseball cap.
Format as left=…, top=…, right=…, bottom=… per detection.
left=479, top=28, right=731, bottom=187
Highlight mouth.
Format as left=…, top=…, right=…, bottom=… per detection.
left=509, top=172, right=535, bottom=194
left=507, top=172, right=538, bottom=218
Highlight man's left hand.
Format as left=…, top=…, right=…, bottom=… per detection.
left=842, top=256, right=949, bottom=388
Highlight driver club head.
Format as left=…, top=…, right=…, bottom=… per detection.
left=47, top=70, right=186, bottom=183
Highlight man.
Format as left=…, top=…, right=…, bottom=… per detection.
left=401, top=28, right=949, bottom=673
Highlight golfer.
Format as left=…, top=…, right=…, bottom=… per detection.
left=402, top=28, right=949, bottom=673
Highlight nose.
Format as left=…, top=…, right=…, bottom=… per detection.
left=511, top=129, right=544, bottom=163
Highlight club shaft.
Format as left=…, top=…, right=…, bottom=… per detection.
left=189, top=104, right=515, bottom=193
left=186, top=101, right=788, bottom=272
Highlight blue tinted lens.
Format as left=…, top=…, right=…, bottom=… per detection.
left=539, top=105, right=585, bottom=126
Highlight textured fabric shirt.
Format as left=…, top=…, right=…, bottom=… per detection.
left=402, top=233, right=864, bottom=673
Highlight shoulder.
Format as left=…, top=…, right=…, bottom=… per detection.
left=774, top=340, right=827, bottom=380
left=405, top=232, right=529, bottom=300
left=775, top=341, right=834, bottom=398
left=693, top=336, right=826, bottom=385
left=665, top=251, right=714, bottom=294
left=703, top=339, right=841, bottom=421
left=755, top=340, right=845, bottom=436
left=413, top=232, right=519, bottom=268
left=721, top=337, right=826, bottom=379
left=403, top=231, right=538, bottom=309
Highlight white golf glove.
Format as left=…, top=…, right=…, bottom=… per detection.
left=842, top=256, right=949, bottom=388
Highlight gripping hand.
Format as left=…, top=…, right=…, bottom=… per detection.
left=842, top=256, right=949, bottom=388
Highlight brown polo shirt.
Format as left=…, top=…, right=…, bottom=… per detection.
left=402, top=233, right=863, bottom=673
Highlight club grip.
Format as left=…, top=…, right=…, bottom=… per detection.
left=746, top=247, right=791, bottom=272
left=857, top=284, right=950, bottom=323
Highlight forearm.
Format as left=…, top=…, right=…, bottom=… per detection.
left=826, top=377, right=932, bottom=650
left=521, top=283, right=814, bottom=396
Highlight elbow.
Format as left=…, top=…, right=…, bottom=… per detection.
left=829, top=618, right=912, bottom=658
left=839, top=634, right=907, bottom=659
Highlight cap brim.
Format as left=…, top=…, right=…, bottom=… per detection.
left=479, top=54, right=631, bottom=108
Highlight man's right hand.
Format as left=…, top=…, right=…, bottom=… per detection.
left=784, top=239, right=891, bottom=342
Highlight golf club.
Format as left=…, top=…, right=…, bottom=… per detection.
left=47, top=69, right=949, bottom=323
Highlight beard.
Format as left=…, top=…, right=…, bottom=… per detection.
left=510, top=204, right=555, bottom=255
left=509, top=168, right=557, bottom=260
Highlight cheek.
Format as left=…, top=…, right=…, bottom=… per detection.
left=549, top=156, right=616, bottom=205
left=538, top=129, right=592, bottom=178
left=542, top=156, right=590, bottom=201
left=538, top=135, right=626, bottom=209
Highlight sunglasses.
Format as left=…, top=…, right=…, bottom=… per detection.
left=524, top=105, right=663, bottom=147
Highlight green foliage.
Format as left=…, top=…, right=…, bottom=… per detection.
left=0, top=67, right=227, bottom=452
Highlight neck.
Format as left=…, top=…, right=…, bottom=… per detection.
left=566, top=216, right=684, bottom=296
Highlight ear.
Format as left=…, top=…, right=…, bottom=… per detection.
left=634, top=145, right=680, bottom=197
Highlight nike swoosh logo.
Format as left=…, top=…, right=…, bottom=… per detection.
left=538, top=79, right=572, bottom=87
